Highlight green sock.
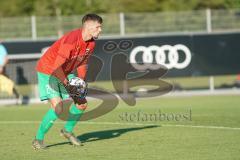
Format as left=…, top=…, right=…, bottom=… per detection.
left=64, top=104, right=84, bottom=133
left=36, top=108, right=58, bottom=140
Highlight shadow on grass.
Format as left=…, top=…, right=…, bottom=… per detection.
left=46, top=125, right=159, bottom=148
left=79, top=125, right=159, bottom=143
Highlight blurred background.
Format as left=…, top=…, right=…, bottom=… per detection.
left=0, top=0, right=240, bottom=104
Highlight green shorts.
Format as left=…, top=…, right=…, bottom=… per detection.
left=37, top=72, right=75, bottom=101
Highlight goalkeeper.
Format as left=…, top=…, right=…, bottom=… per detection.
left=32, top=13, right=102, bottom=150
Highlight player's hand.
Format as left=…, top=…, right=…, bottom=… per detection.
left=64, top=82, right=79, bottom=97
left=64, top=78, right=88, bottom=104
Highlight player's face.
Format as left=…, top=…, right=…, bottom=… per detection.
left=87, top=21, right=102, bottom=39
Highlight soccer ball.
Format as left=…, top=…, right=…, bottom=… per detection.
left=69, top=77, right=88, bottom=98
left=69, top=77, right=87, bottom=88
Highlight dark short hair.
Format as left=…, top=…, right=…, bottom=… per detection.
left=82, top=13, right=103, bottom=24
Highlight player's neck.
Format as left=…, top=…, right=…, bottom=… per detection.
left=81, top=28, right=92, bottom=42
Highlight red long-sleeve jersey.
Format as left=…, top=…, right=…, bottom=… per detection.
left=36, top=29, right=95, bottom=81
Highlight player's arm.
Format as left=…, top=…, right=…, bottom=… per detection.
left=52, top=51, right=80, bottom=97
left=77, top=64, right=88, bottom=80
left=52, top=42, right=73, bottom=86
left=52, top=56, right=68, bottom=85
left=74, top=65, right=88, bottom=105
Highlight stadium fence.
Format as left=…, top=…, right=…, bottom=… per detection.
left=0, top=9, right=240, bottom=40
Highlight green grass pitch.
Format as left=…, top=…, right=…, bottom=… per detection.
left=0, top=95, right=240, bottom=160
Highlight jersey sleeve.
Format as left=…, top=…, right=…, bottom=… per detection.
left=58, top=41, right=73, bottom=59
left=52, top=56, right=68, bottom=84
left=52, top=37, right=74, bottom=83
left=54, top=35, right=75, bottom=72
left=53, top=43, right=72, bottom=78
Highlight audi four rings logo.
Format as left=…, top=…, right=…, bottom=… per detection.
left=130, top=44, right=192, bottom=70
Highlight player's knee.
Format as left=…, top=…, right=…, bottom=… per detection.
left=50, top=97, right=63, bottom=114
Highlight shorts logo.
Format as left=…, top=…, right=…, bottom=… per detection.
left=129, top=44, right=192, bottom=70
left=46, top=84, right=54, bottom=95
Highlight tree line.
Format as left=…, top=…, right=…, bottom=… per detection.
left=0, top=0, right=239, bottom=17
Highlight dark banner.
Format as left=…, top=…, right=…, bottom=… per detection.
left=2, top=32, right=240, bottom=83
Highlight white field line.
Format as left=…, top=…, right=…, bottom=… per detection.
left=0, top=121, right=240, bottom=131
left=1, top=88, right=240, bottom=105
